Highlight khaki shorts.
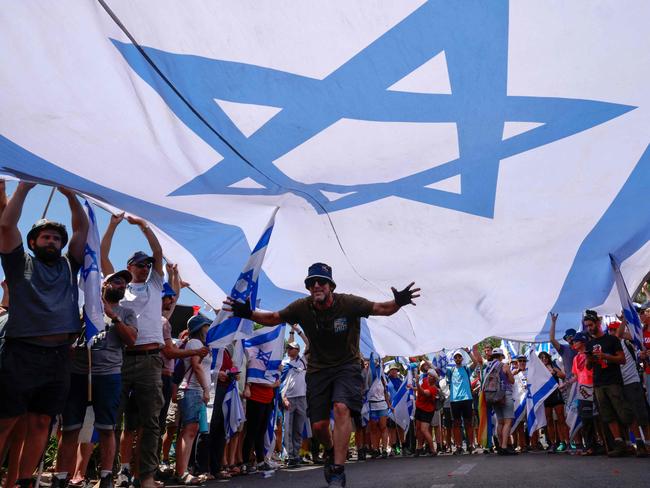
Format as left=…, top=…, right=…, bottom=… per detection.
left=594, top=384, right=633, bottom=425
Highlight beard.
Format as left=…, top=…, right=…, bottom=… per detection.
left=33, top=244, right=61, bottom=262
left=103, top=287, right=125, bottom=303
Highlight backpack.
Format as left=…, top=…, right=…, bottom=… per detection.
left=482, top=362, right=505, bottom=405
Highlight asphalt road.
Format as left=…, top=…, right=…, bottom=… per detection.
left=186, top=451, right=648, bottom=488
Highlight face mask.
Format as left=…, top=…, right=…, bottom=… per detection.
left=104, top=287, right=125, bottom=302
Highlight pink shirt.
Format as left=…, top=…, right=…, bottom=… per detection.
left=572, top=352, right=593, bottom=386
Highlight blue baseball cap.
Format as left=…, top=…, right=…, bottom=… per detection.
left=563, top=328, right=577, bottom=341
left=127, top=251, right=155, bottom=266
left=304, top=262, right=336, bottom=289
left=161, top=282, right=177, bottom=298
left=571, top=332, right=589, bottom=343
left=187, top=314, right=211, bottom=334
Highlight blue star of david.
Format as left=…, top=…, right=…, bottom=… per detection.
left=113, top=1, right=634, bottom=218
left=230, top=269, right=255, bottom=302
left=81, top=244, right=99, bottom=281
left=256, top=348, right=272, bottom=367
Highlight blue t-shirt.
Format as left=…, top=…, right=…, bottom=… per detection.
left=446, top=365, right=473, bottom=402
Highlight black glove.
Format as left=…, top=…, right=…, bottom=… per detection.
left=391, top=282, right=419, bottom=307
left=230, top=298, right=253, bottom=319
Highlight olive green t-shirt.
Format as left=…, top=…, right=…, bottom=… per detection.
left=278, top=293, right=374, bottom=372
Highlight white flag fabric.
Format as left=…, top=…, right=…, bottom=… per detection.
left=510, top=370, right=528, bottom=434
left=564, top=382, right=582, bottom=442
left=223, top=380, right=245, bottom=441
left=610, top=254, right=645, bottom=351
left=206, top=208, right=278, bottom=347
left=391, top=374, right=414, bottom=433
left=80, top=199, right=103, bottom=342
left=243, top=324, right=286, bottom=385
left=2, top=2, right=650, bottom=354
left=525, top=349, right=558, bottom=436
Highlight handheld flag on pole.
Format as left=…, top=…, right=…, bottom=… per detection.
left=206, top=208, right=279, bottom=347
left=80, top=199, right=103, bottom=343
left=610, top=254, right=645, bottom=351
left=525, top=349, right=558, bottom=436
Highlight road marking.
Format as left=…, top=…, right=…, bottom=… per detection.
left=449, top=463, right=476, bottom=475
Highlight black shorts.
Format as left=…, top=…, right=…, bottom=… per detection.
left=442, top=407, right=452, bottom=428
left=0, top=340, right=71, bottom=418
left=306, top=361, right=363, bottom=423
left=450, top=399, right=473, bottom=422
left=543, top=389, right=564, bottom=408
left=414, top=408, right=434, bottom=423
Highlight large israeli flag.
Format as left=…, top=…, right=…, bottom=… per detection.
left=525, top=349, right=558, bottom=436
left=610, top=254, right=645, bottom=351
left=80, top=199, right=103, bottom=342
left=2, top=2, right=650, bottom=354
left=206, top=208, right=278, bottom=347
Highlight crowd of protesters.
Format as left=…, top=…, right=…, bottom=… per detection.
left=1, top=180, right=650, bottom=488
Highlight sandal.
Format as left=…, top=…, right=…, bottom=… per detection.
left=229, top=465, right=242, bottom=476
left=180, top=472, right=202, bottom=485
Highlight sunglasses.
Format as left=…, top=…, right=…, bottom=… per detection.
left=306, top=277, right=330, bottom=288
left=133, top=262, right=152, bottom=269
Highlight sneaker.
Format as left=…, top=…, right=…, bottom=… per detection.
left=15, top=479, right=35, bottom=488
left=51, top=476, right=70, bottom=488
left=381, top=450, right=388, bottom=459
left=286, top=458, right=300, bottom=469
left=546, top=443, right=557, bottom=454
left=453, top=447, right=463, bottom=456
left=97, top=474, right=114, bottom=488
left=257, top=461, right=275, bottom=472
left=323, top=448, right=334, bottom=484
left=357, top=448, right=366, bottom=461
left=401, top=447, right=412, bottom=457
left=636, top=440, right=648, bottom=458
left=328, top=466, right=346, bottom=488
left=116, top=468, right=132, bottom=488
left=607, top=440, right=627, bottom=458
left=555, top=441, right=567, bottom=453
left=414, top=448, right=421, bottom=457
left=467, top=445, right=475, bottom=454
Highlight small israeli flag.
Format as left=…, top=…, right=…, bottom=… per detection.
left=525, top=349, right=558, bottom=436
left=610, top=254, right=645, bottom=351
left=206, top=208, right=278, bottom=347
left=244, top=324, right=285, bottom=384
left=223, top=380, right=245, bottom=441
left=80, top=199, right=103, bottom=343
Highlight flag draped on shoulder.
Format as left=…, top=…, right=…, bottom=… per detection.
left=80, top=199, right=103, bottom=343
left=206, top=208, right=278, bottom=347
left=244, top=324, right=285, bottom=384
left=610, top=254, right=645, bottom=351
left=525, top=349, right=558, bottom=435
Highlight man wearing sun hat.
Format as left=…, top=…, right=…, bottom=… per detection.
left=224, top=262, right=419, bottom=488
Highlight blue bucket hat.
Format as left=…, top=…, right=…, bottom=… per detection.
left=304, top=262, right=336, bottom=289
left=571, top=332, right=589, bottom=343
left=187, top=314, right=211, bottom=334
left=127, top=250, right=155, bottom=266
left=161, top=282, right=177, bottom=298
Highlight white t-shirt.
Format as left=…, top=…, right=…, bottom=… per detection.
left=180, top=338, right=211, bottom=391
left=620, top=339, right=640, bottom=385
left=122, top=270, right=164, bottom=346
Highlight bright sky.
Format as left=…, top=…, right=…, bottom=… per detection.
left=1, top=180, right=212, bottom=315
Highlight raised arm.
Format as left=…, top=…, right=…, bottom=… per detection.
left=127, top=215, right=163, bottom=277
left=371, top=282, right=420, bottom=316
left=222, top=297, right=284, bottom=326
left=0, top=181, right=34, bottom=253
left=289, top=323, right=309, bottom=348
left=100, top=212, right=124, bottom=275
left=0, top=180, right=7, bottom=217
left=57, top=187, right=88, bottom=264
left=549, top=312, right=562, bottom=352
